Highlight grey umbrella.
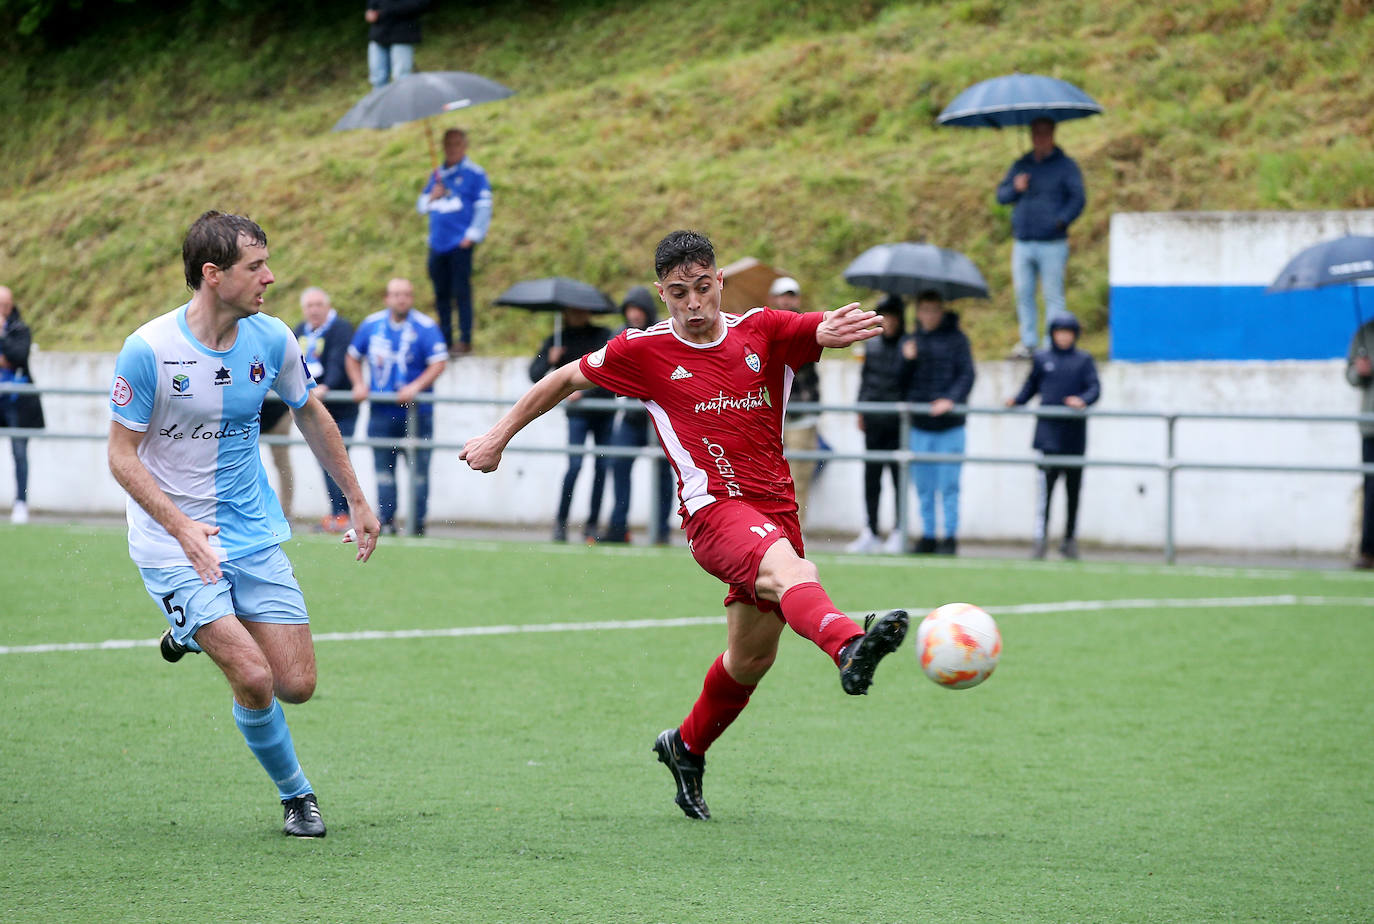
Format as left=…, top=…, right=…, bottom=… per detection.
left=333, top=71, right=516, bottom=170
left=332, top=71, right=516, bottom=131
left=937, top=73, right=1102, bottom=128
left=843, top=242, right=989, bottom=301
left=495, top=277, right=616, bottom=348
left=1267, top=235, right=1374, bottom=327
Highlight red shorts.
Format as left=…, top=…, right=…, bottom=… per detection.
left=684, top=499, right=804, bottom=614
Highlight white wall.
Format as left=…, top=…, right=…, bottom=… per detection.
left=5, top=350, right=1365, bottom=554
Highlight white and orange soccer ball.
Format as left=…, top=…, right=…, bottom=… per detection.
left=914, top=603, right=1001, bottom=690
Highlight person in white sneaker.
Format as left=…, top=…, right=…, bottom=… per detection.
left=0, top=286, right=44, bottom=524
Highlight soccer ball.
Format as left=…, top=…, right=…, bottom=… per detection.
left=914, top=603, right=1001, bottom=690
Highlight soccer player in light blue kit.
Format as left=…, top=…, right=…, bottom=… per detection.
left=108, top=211, right=381, bottom=838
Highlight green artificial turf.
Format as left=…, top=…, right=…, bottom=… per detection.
left=1, top=524, right=1370, bottom=922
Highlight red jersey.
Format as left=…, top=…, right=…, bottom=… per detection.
left=580, top=306, right=823, bottom=519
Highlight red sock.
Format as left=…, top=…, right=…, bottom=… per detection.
left=679, top=653, right=756, bottom=754
left=779, top=582, right=864, bottom=666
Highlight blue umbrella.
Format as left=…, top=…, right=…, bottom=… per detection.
left=937, top=74, right=1102, bottom=128
left=1266, top=235, right=1374, bottom=327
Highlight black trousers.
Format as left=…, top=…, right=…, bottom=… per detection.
left=1362, top=436, right=1374, bottom=557
left=1035, top=464, right=1082, bottom=541
left=862, top=415, right=901, bottom=534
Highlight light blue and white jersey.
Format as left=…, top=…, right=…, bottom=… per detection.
left=110, top=304, right=314, bottom=567
left=347, top=308, right=447, bottom=421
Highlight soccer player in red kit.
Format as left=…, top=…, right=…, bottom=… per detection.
left=461, top=230, right=909, bottom=820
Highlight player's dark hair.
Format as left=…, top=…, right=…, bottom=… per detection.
left=654, top=230, right=716, bottom=280
left=183, top=210, right=267, bottom=291
left=915, top=288, right=944, bottom=306
left=443, top=127, right=467, bottom=142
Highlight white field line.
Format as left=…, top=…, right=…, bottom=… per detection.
left=2, top=596, right=1371, bottom=656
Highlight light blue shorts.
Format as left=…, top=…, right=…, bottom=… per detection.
left=139, top=544, right=309, bottom=648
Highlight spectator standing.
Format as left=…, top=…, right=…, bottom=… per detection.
left=995, top=117, right=1086, bottom=359
left=346, top=278, right=447, bottom=535
left=901, top=290, right=975, bottom=555
left=1347, top=317, right=1374, bottom=569
left=295, top=287, right=358, bottom=533
left=0, top=285, right=44, bottom=524
left=530, top=307, right=614, bottom=542
left=365, top=1, right=428, bottom=89
left=1005, top=313, right=1100, bottom=560
left=846, top=294, right=906, bottom=554
left=771, top=277, right=822, bottom=518
left=602, top=286, right=675, bottom=545
left=417, top=128, right=492, bottom=356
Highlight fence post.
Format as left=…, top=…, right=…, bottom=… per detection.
left=1164, top=414, right=1177, bottom=564
left=896, top=404, right=910, bottom=546
left=405, top=400, right=420, bottom=537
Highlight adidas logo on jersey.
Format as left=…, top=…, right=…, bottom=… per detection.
left=670, top=366, right=693, bottom=380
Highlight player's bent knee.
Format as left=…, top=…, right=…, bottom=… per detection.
left=276, top=671, right=316, bottom=704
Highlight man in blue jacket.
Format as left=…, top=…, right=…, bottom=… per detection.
left=418, top=128, right=492, bottom=356
left=1006, top=313, right=1100, bottom=559
left=996, top=118, right=1086, bottom=360
left=900, top=291, right=976, bottom=555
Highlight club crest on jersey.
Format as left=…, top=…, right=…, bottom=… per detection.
left=744, top=352, right=761, bottom=373
left=249, top=358, right=266, bottom=384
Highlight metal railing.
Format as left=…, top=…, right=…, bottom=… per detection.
left=2, top=383, right=1372, bottom=561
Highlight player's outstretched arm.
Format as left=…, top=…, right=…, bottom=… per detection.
left=461, top=362, right=594, bottom=473
left=816, top=302, right=882, bottom=349
left=107, top=422, right=223, bottom=584
left=291, top=393, right=381, bottom=562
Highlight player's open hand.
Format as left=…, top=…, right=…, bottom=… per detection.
left=174, top=520, right=223, bottom=584
left=460, top=432, right=504, bottom=472
left=817, top=302, right=881, bottom=349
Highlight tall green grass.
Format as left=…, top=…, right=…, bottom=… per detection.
left=2, top=0, right=1372, bottom=358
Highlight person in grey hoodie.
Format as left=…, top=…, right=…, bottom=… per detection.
left=1006, top=313, right=1100, bottom=559
left=1347, top=317, right=1374, bottom=569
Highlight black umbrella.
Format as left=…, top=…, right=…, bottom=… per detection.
left=1267, top=235, right=1374, bottom=327
left=937, top=73, right=1102, bottom=128
left=494, top=277, right=616, bottom=347
left=333, top=71, right=515, bottom=169
left=843, top=242, right=989, bottom=301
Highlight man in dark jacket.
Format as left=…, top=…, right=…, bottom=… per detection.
left=901, top=291, right=975, bottom=554
left=530, top=308, right=614, bottom=542
left=1346, top=317, right=1374, bottom=569
left=996, top=118, right=1086, bottom=359
left=1006, top=313, right=1100, bottom=559
left=295, top=287, right=358, bottom=533
left=0, top=286, right=44, bottom=524
left=365, top=1, right=429, bottom=88
left=601, top=286, right=675, bottom=545
left=771, top=277, right=823, bottom=519
left=847, top=294, right=907, bottom=554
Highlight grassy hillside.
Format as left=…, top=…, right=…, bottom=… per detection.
left=2, top=0, right=1371, bottom=357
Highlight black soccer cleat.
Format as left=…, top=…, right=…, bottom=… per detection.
left=838, top=609, right=910, bottom=695
left=653, top=728, right=709, bottom=820
left=282, top=793, right=326, bottom=838
left=159, top=628, right=198, bottom=664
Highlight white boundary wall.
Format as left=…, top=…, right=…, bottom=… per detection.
left=4, top=351, right=1364, bottom=554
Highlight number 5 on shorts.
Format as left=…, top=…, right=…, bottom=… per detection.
left=161, top=592, right=187, bottom=628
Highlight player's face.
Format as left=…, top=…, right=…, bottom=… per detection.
left=656, top=263, right=724, bottom=344
left=213, top=239, right=274, bottom=316
left=444, top=133, right=467, bottom=165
